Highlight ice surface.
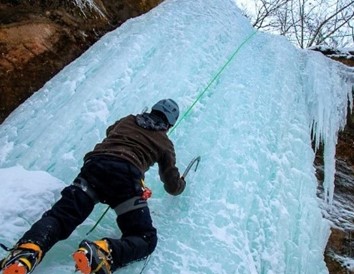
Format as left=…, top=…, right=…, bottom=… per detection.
left=0, top=0, right=353, bottom=273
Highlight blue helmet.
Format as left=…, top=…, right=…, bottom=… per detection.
left=152, top=99, right=179, bottom=126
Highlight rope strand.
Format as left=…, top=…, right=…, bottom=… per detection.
left=169, top=30, right=257, bottom=134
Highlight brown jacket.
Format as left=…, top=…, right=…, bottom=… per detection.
left=84, top=114, right=185, bottom=195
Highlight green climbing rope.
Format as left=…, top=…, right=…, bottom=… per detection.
left=170, top=30, right=257, bottom=134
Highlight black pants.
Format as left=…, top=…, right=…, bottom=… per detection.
left=19, top=156, right=157, bottom=271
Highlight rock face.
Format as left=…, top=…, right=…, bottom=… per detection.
left=1, top=2, right=354, bottom=273
left=311, top=49, right=354, bottom=273
left=0, top=0, right=162, bottom=123
left=323, top=111, right=354, bottom=273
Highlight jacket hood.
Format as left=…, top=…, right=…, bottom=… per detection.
left=135, top=113, right=169, bottom=131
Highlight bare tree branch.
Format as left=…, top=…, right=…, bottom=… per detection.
left=307, top=0, right=354, bottom=46
left=238, top=0, right=354, bottom=48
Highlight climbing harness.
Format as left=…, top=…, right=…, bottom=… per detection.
left=114, top=196, right=147, bottom=216
left=86, top=179, right=151, bottom=235
left=113, top=179, right=151, bottom=216
left=73, top=177, right=99, bottom=204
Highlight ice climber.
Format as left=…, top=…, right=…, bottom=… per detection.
left=0, top=99, right=186, bottom=274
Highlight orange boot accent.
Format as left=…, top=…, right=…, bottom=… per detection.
left=72, top=240, right=112, bottom=274
left=73, top=248, right=92, bottom=274
left=17, top=243, right=43, bottom=262
left=93, top=241, right=110, bottom=254
left=1, top=242, right=42, bottom=274
left=3, top=262, right=27, bottom=274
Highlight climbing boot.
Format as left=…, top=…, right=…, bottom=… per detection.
left=73, top=239, right=113, bottom=274
left=0, top=242, right=42, bottom=274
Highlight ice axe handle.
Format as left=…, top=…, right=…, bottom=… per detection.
left=182, top=156, right=201, bottom=179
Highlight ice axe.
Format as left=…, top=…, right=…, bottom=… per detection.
left=182, top=156, right=201, bottom=179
